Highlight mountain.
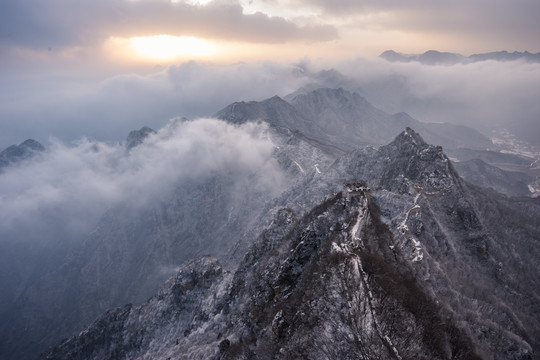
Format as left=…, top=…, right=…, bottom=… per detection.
left=217, top=88, right=539, bottom=197
left=2, top=88, right=536, bottom=359
left=0, top=139, right=45, bottom=169
left=216, top=87, right=493, bottom=152
left=418, top=50, right=467, bottom=65
left=125, top=126, right=156, bottom=150
left=379, top=49, right=412, bottom=63
left=0, top=117, right=334, bottom=360
left=446, top=148, right=540, bottom=197
left=41, top=129, right=540, bottom=359
left=380, top=50, right=540, bottom=64
left=469, top=51, right=540, bottom=63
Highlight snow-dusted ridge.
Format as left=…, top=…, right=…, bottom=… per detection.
left=41, top=128, right=540, bottom=360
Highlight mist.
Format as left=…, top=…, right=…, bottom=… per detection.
left=3, top=57, right=540, bottom=153
left=289, top=57, right=540, bottom=147
left=0, top=117, right=284, bottom=244
left=0, top=61, right=309, bottom=149
left=353, top=59, right=540, bottom=145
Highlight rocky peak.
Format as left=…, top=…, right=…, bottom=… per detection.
left=388, top=126, right=429, bottom=150
left=125, top=126, right=156, bottom=150
left=19, top=139, right=46, bottom=152
left=214, top=96, right=299, bottom=126
left=0, top=138, right=45, bottom=168
left=375, top=128, right=458, bottom=192
left=333, top=128, right=459, bottom=194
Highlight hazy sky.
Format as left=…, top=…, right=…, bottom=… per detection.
left=2, top=0, right=539, bottom=65
left=1, top=0, right=540, bottom=147
left=3, top=0, right=540, bottom=61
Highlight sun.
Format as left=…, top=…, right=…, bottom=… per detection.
left=185, top=0, right=213, bottom=4
left=125, top=35, right=219, bottom=61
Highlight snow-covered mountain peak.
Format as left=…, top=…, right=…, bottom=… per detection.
left=393, top=127, right=428, bottom=148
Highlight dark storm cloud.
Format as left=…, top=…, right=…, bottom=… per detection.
left=0, top=0, right=337, bottom=50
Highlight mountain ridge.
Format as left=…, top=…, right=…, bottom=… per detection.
left=41, top=128, right=540, bottom=359
left=215, top=87, right=493, bottom=152
left=0, top=139, right=45, bottom=169
left=380, top=49, right=540, bottom=65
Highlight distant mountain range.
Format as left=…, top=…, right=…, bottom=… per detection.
left=380, top=49, right=540, bottom=65
left=215, top=87, right=493, bottom=152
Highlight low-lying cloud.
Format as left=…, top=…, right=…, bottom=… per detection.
left=0, top=61, right=310, bottom=148
left=2, top=57, right=540, bottom=150
left=293, top=57, right=540, bottom=147
left=0, top=118, right=284, bottom=242
left=357, top=59, right=540, bottom=145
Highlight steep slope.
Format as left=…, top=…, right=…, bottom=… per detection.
left=290, top=87, right=403, bottom=147
left=454, top=158, right=534, bottom=197
left=41, top=187, right=482, bottom=360
left=42, top=129, right=539, bottom=360
left=0, top=117, right=339, bottom=360
left=215, top=94, right=348, bottom=154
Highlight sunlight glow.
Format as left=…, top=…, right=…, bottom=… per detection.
left=127, top=35, right=219, bottom=61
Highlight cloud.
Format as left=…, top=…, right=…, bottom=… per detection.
left=281, top=0, right=540, bottom=52
left=0, top=61, right=313, bottom=148
left=0, top=118, right=284, bottom=241
left=0, top=0, right=337, bottom=50
left=2, top=55, right=540, bottom=150
left=322, top=57, right=540, bottom=146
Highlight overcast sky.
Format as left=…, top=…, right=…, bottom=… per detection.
left=1, top=0, right=540, bottom=148
left=2, top=0, right=539, bottom=59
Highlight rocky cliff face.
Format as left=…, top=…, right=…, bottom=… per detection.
left=42, top=129, right=539, bottom=360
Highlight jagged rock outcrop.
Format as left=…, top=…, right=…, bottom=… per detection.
left=42, top=129, right=540, bottom=360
